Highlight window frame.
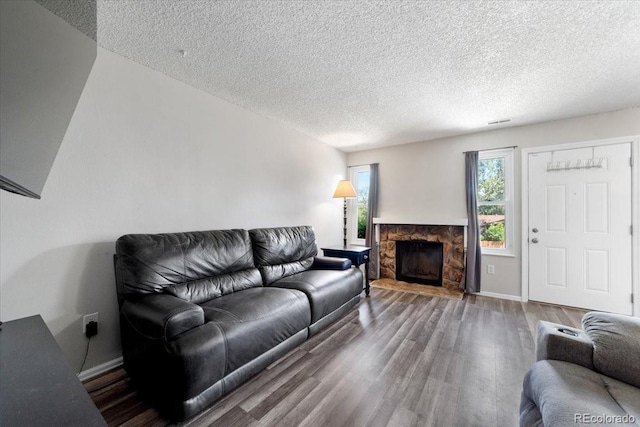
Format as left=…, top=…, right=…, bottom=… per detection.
left=348, top=165, right=370, bottom=246
left=477, top=148, right=514, bottom=256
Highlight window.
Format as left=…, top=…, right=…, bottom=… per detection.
left=478, top=149, right=514, bottom=255
left=348, top=165, right=370, bottom=245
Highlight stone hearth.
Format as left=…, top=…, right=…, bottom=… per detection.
left=371, top=278, right=464, bottom=299
left=379, top=224, right=465, bottom=292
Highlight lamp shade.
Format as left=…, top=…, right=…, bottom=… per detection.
left=333, top=180, right=357, bottom=198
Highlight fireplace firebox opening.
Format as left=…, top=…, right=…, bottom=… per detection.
left=396, top=240, right=444, bottom=286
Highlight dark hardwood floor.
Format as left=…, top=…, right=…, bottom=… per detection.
left=83, top=288, right=587, bottom=427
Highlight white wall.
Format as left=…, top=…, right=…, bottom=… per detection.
left=0, top=48, right=347, bottom=372
left=347, top=108, right=640, bottom=297
left=0, top=0, right=95, bottom=197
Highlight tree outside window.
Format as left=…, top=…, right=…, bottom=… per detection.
left=349, top=166, right=370, bottom=245
left=477, top=149, right=513, bottom=254
left=356, top=171, right=369, bottom=239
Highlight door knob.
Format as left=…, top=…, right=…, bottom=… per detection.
left=531, top=238, right=539, bottom=243
left=532, top=228, right=539, bottom=233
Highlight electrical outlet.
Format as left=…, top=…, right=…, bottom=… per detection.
left=83, top=312, right=99, bottom=334
left=487, top=265, right=495, bottom=275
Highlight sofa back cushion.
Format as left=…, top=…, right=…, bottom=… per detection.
left=115, top=229, right=260, bottom=304
left=164, top=269, right=263, bottom=305
left=249, top=226, right=317, bottom=285
left=582, top=311, right=640, bottom=388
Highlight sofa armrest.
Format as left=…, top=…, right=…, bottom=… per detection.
left=121, top=294, right=204, bottom=341
left=311, top=256, right=352, bottom=270
left=536, top=320, right=594, bottom=370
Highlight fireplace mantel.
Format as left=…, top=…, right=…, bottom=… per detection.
left=373, top=217, right=468, bottom=226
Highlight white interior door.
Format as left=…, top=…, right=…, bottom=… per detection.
left=528, top=143, right=633, bottom=314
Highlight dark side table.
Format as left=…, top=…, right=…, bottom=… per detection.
left=321, top=245, right=371, bottom=296
left=0, top=315, right=107, bottom=427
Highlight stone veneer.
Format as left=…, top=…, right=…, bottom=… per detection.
left=379, top=224, right=465, bottom=291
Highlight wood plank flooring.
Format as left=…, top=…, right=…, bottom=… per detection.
left=83, top=288, right=587, bottom=427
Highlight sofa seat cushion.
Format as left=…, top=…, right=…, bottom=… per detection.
left=522, top=360, right=640, bottom=427
left=199, top=287, right=310, bottom=375
left=270, top=268, right=362, bottom=324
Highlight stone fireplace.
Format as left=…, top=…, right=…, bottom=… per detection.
left=378, top=223, right=465, bottom=292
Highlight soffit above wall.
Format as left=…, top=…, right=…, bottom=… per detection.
left=38, top=1, right=640, bottom=152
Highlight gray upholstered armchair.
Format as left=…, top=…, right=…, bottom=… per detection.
left=520, top=311, right=640, bottom=426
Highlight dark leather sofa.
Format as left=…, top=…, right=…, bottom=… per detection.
left=114, top=226, right=362, bottom=420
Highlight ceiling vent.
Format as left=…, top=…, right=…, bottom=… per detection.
left=488, top=118, right=511, bottom=125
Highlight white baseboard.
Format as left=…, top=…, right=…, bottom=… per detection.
left=472, top=291, right=522, bottom=302
left=78, top=356, right=123, bottom=382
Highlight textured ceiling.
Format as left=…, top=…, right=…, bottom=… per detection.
left=39, top=1, right=640, bottom=152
